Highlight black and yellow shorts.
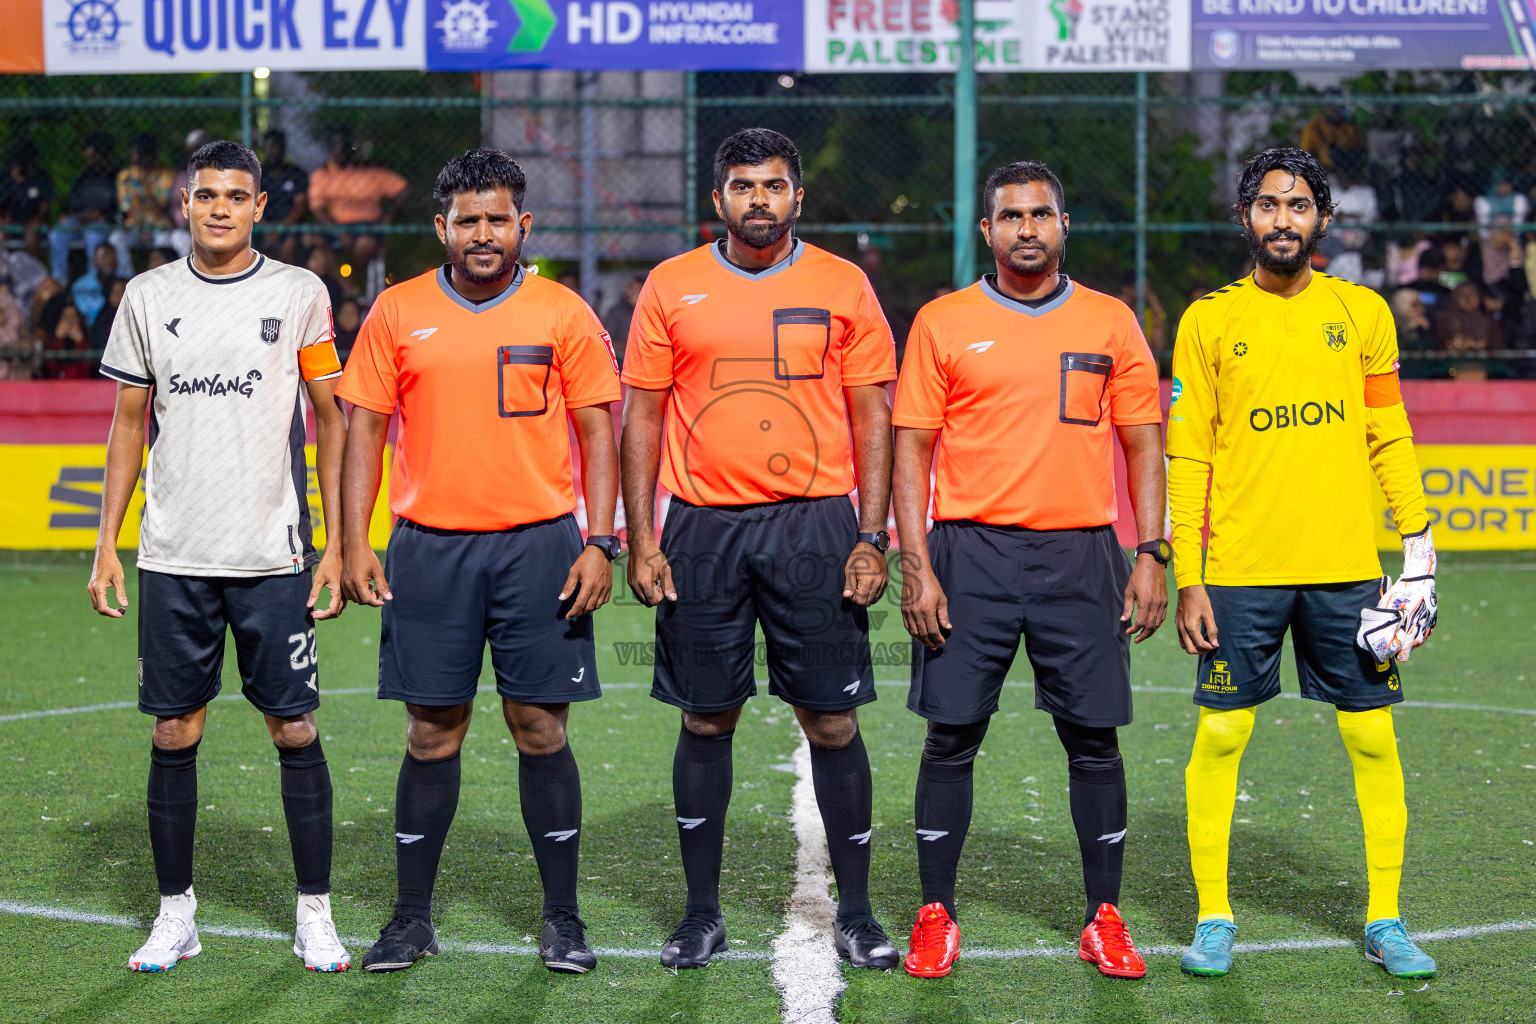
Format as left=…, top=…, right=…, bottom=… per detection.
left=1194, top=581, right=1403, bottom=711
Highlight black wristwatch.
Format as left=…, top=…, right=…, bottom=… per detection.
left=1136, top=538, right=1172, bottom=565
left=857, top=530, right=891, bottom=553
left=585, top=534, right=622, bottom=560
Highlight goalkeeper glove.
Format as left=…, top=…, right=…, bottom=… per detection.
left=1356, top=526, right=1438, bottom=665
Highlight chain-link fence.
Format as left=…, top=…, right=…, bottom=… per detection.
left=4, top=68, right=1535, bottom=378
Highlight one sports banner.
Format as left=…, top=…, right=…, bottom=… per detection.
left=425, top=0, right=803, bottom=69
left=1193, top=0, right=1535, bottom=71
left=1370, top=445, right=1536, bottom=551
left=803, top=0, right=1191, bottom=72
left=40, top=0, right=429, bottom=75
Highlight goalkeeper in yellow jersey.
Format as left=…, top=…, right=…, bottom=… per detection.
left=1167, top=148, right=1439, bottom=981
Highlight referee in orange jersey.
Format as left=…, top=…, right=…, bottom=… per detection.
left=893, top=161, right=1168, bottom=980
left=622, top=128, right=900, bottom=971
left=338, top=150, right=621, bottom=975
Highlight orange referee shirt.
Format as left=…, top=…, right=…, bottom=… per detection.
left=337, top=265, right=621, bottom=531
left=893, top=276, right=1161, bottom=530
left=622, top=240, right=896, bottom=505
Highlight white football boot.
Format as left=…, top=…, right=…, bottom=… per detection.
left=129, top=889, right=201, bottom=971
left=294, top=893, right=351, bottom=972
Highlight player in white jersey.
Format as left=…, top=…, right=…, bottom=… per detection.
left=87, top=141, right=352, bottom=973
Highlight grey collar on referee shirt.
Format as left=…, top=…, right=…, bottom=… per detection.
left=436, top=263, right=527, bottom=314
left=709, top=238, right=805, bottom=280
left=980, top=273, right=1074, bottom=317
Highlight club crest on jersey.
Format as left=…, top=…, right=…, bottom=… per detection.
left=260, top=318, right=282, bottom=345
left=1323, top=323, right=1347, bottom=352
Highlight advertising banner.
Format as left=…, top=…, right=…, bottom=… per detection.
left=804, top=0, right=1189, bottom=72
left=1372, top=445, right=1536, bottom=551
left=0, top=444, right=396, bottom=551
left=1193, top=0, right=1534, bottom=71
left=41, top=0, right=428, bottom=75
left=425, top=0, right=802, bottom=70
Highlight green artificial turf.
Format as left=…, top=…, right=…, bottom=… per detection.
left=0, top=548, right=1532, bottom=1023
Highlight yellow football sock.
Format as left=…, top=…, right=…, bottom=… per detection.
left=1336, top=706, right=1407, bottom=923
left=1185, top=707, right=1256, bottom=923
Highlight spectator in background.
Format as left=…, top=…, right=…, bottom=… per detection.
left=1413, top=247, right=1452, bottom=312
left=3, top=246, right=49, bottom=316
left=47, top=131, right=119, bottom=283
left=1300, top=106, right=1365, bottom=176
left=145, top=246, right=178, bottom=271
left=0, top=140, right=55, bottom=258
left=1434, top=280, right=1503, bottom=354
left=557, top=270, right=580, bottom=293
left=1383, top=148, right=1440, bottom=224
left=1435, top=188, right=1477, bottom=229
left=37, top=290, right=90, bottom=379
left=1391, top=287, right=1444, bottom=380
left=259, top=129, right=310, bottom=265
left=28, top=275, right=62, bottom=337
left=0, top=273, right=27, bottom=379
left=1440, top=235, right=1478, bottom=289
left=1387, top=236, right=1432, bottom=287
left=70, top=241, right=126, bottom=330
left=333, top=298, right=362, bottom=364
left=602, top=275, right=645, bottom=368
left=1475, top=173, right=1528, bottom=227
left=91, top=277, right=127, bottom=348
left=110, top=133, right=180, bottom=270
left=1390, top=288, right=1436, bottom=351
left=306, top=243, right=347, bottom=309
left=1318, top=168, right=1379, bottom=284
left=308, top=127, right=405, bottom=273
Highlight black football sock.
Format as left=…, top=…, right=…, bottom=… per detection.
left=278, top=738, right=333, bottom=896
left=914, top=719, right=989, bottom=919
left=673, top=726, right=734, bottom=917
left=1055, top=717, right=1127, bottom=927
left=393, top=750, right=462, bottom=920
left=809, top=731, right=874, bottom=921
left=518, top=743, right=583, bottom=915
left=147, top=740, right=200, bottom=896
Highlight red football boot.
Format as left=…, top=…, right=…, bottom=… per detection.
left=903, top=902, right=961, bottom=978
left=1079, top=903, right=1147, bottom=979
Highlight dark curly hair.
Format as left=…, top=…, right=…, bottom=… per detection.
left=1235, top=147, right=1335, bottom=222
left=433, top=148, right=528, bottom=215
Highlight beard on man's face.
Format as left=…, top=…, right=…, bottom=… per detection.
left=448, top=237, right=519, bottom=286
left=993, top=234, right=1063, bottom=277
left=729, top=205, right=795, bottom=249
left=1248, top=222, right=1320, bottom=276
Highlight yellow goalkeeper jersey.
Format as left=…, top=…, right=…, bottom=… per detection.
left=1167, top=270, right=1426, bottom=588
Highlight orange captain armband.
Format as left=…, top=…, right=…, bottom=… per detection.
left=298, top=340, right=343, bottom=381
left=1363, top=370, right=1402, bottom=409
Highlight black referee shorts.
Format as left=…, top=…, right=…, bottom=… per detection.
left=1194, top=581, right=1404, bottom=711
left=378, top=515, right=601, bottom=707
left=907, top=521, right=1133, bottom=728
left=651, top=495, right=876, bottom=715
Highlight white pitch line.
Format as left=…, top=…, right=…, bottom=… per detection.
left=0, top=899, right=1528, bottom=964
left=771, top=731, right=843, bottom=1024
left=7, top=681, right=1536, bottom=722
